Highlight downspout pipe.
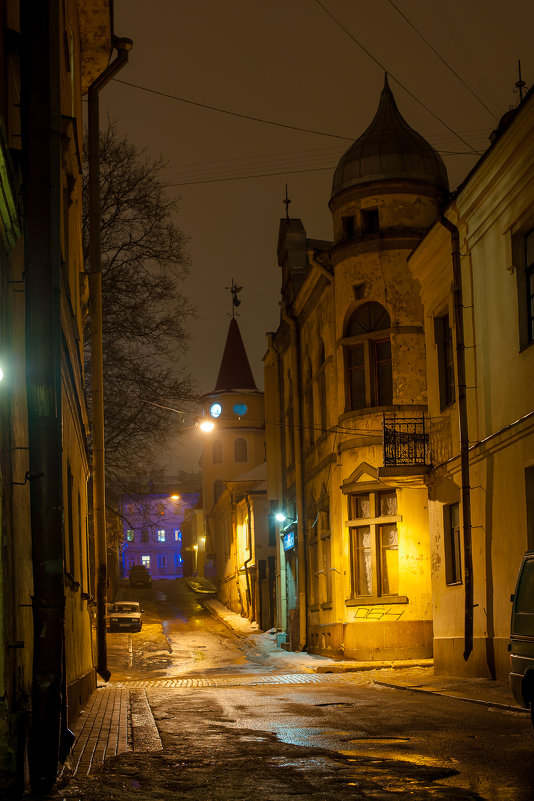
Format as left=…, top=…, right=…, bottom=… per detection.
left=88, top=37, right=132, bottom=682
left=268, top=334, right=287, bottom=633
left=439, top=215, right=474, bottom=662
left=243, top=495, right=254, bottom=621
left=281, top=306, right=308, bottom=651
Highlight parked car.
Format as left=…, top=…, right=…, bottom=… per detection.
left=128, top=565, right=152, bottom=588
left=107, top=601, right=143, bottom=632
left=509, top=550, right=534, bottom=726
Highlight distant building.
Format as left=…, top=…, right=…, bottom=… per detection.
left=200, top=315, right=276, bottom=628
left=120, top=475, right=201, bottom=580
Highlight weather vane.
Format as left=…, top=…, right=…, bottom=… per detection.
left=514, top=60, right=528, bottom=103
left=226, top=278, right=242, bottom=318
left=283, top=183, right=291, bottom=221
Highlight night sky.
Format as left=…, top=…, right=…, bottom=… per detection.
left=101, top=0, right=534, bottom=472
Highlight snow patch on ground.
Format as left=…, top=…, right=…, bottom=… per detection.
left=202, top=599, right=338, bottom=671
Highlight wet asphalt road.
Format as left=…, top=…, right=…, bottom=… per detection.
left=86, top=579, right=534, bottom=801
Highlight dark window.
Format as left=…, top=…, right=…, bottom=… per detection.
left=345, top=303, right=392, bottom=410
left=444, top=503, right=462, bottom=584
left=67, top=463, right=75, bottom=576
left=304, top=358, right=314, bottom=449
left=526, top=230, right=534, bottom=344
left=214, top=479, right=224, bottom=503
left=212, top=440, right=222, bottom=464
left=435, top=314, right=455, bottom=409
left=141, top=528, right=149, bottom=543
left=348, top=342, right=365, bottom=409
left=234, top=437, right=247, bottom=462
left=342, top=214, right=355, bottom=239
left=361, top=207, right=379, bottom=234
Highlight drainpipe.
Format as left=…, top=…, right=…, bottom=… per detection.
left=243, top=495, right=254, bottom=621
left=439, top=216, right=474, bottom=662
left=268, top=334, right=287, bottom=633
left=281, top=306, right=308, bottom=651
left=88, top=37, right=133, bottom=681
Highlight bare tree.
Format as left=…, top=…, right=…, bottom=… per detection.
left=82, top=120, right=197, bottom=498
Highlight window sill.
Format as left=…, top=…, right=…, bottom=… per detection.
left=345, top=595, right=408, bottom=607
left=446, top=581, right=463, bottom=587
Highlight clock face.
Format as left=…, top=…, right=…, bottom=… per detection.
left=233, top=403, right=248, bottom=416
left=210, top=402, right=222, bottom=418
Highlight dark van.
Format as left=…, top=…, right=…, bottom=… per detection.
left=509, top=550, right=534, bottom=727
left=128, top=564, right=152, bottom=588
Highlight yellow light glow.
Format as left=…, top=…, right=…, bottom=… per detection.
left=199, top=419, right=215, bottom=432
left=193, top=544, right=198, bottom=550
left=170, top=494, right=180, bottom=501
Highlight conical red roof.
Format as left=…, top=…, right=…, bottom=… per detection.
left=214, top=317, right=257, bottom=392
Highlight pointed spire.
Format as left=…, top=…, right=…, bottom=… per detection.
left=214, top=317, right=257, bottom=392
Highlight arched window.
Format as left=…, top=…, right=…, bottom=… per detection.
left=345, top=302, right=393, bottom=410
left=234, top=437, right=247, bottom=463
left=214, top=479, right=224, bottom=503
left=212, top=439, right=222, bottom=464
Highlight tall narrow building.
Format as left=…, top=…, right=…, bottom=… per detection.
left=200, top=312, right=275, bottom=627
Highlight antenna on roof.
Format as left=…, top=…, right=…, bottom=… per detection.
left=283, top=184, right=291, bottom=221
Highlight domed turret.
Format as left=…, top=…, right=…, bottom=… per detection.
left=331, top=75, right=448, bottom=199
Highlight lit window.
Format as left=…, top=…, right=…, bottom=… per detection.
left=174, top=529, right=182, bottom=542
left=157, top=529, right=165, bottom=542
left=349, top=490, right=400, bottom=600
left=126, top=529, right=135, bottom=542
left=141, top=555, right=150, bottom=568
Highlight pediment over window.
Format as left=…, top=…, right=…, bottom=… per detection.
left=341, top=462, right=380, bottom=493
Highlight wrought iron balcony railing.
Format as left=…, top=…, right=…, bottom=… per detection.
left=382, top=414, right=430, bottom=467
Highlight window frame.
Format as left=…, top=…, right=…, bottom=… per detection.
left=346, top=489, right=406, bottom=605
left=344, top=303, right=393, bottom=412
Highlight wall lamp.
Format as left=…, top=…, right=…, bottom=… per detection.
left=193, top=416, right=215, bottom=432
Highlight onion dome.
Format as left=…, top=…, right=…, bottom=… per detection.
left=332, top=75, right=449, bottom=198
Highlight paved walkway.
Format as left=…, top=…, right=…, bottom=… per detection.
left=65, top=688, right=130, bottom=777
left=66, top=601, right=527, bottom=776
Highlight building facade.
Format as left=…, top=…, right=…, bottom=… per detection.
left=0, top=1, right=116, bottom=793
left=265, top=77, right=446, bottom=659
left=120, top=477, right=201, bottom=581
left=408, top=87, right=534, bottom=679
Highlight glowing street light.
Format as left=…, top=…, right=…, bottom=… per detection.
left=199, top=419, right=215, bottom=432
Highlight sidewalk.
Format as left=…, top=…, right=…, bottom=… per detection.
left=202, top=597, right=527, bottom=715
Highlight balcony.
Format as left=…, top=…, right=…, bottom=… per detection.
left=378, top=414, right=431, bottom=485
